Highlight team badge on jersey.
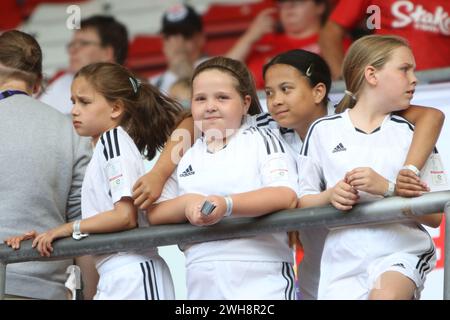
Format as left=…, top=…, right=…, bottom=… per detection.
left=262, top=154, right=289, bottom=184
left=106, top=158, right=124, bottom=193
left=421, top=153, right=449, bottom=191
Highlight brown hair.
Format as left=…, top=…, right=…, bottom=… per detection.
left=192, top=56, right=262, bottom=115
left=81, top=15, right=129, bottom=64
left=74, top=62, right=184, bottom=160
left=335, top=35, right=410, bottom=113
left=0, top=30, right=42, bottom=89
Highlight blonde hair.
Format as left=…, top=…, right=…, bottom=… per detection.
left=335, top=35, right=410, bottom=113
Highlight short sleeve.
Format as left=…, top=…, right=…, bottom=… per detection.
left=155, top=171, right=179, bottom=203
left=256, top=128, right=299, bottom=194
left=298, top=155, right=325, bottom=197
left=298, top=126, right=326, bottom=197
left=99, top=129, right=142, bottom=204
left=244, top=113, right=279, bottom=129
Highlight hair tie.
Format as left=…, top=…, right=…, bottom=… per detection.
left=344, top=90, right=356, bottom=100
left=129, top=77, right=141, bottom=94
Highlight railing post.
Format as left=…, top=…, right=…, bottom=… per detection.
left=0, top=262, right=6, bottom=300
left=444, top=201, right=450, bottom=300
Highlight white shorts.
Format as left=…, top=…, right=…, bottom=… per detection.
left=186, top=261, right=296, bottom=300
left=367, top=250, right=436, bottom=299
left=318, top=224, right=436, bottom=300
left=94, top=255, right=175, bottom=300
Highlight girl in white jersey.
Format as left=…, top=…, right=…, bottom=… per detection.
left=298, top=35, right=446, bottom=299
left=259, top=49, right=444, bottom=299
left=148, top=56, right=299, bottom=300
left=6, top=62, right=183, bottom=300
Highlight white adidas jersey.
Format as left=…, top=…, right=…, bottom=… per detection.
left=82, top=126, right=155, bottom=266
left=298, top=109, right=448, bottom=298
left=249, top=112, right=329, bottom=300
left=299, top=109, right=448, bottom=200
left=159, top=123, right=299, bottom=265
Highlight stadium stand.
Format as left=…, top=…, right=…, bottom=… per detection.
left=3, top=0, right=272, bottom=79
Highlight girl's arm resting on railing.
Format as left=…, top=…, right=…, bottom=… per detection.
left=3, top=198, right=137, bottom=253
left=147, top=193, right=204, bottom=225
left=225, top=187, right=298, bottom=217
left=185, top=187, right=298, bottom=227
left=24, top=198, right=137, bottom=257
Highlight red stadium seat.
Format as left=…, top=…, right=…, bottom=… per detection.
left=127, top=35, right=166, bottom=78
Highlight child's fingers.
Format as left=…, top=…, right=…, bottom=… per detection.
left=332, top=200, right=353, bottom=211
left=5, top=237, right=21, bottom=249
left=398, top=169, right=420, bottom=181
left=47, top=243, right=54, bottom=256
left=397, top=175, right=421, bottom=185
left=41, top=241, right=51, bottom=257
left=397, top=182, right=426, bottom=191
left=32, top=236, right=41, bottom=248
left=396, top=188, right=424, bottom=197
left=11, top=238, right=20, bottom=250
left=132, top=179, right=142, bottom=192
left=5, top=238, right=14, bottom=248
left=135, top=198, right=153, bottom=210
left=348, top=177, right=366, bottom=188
left=336, top=187, right=359, bottom=200
left=334, top=194, right=357, bottom=206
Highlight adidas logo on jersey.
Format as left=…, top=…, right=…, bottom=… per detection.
left=180, top=165, right=195, bottom=177
left=332, top=143, right=347, bottom=153
left=391, top=263, right=406, bottom=269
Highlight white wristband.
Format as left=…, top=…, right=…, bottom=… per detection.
left=402, top=164, right=420, bottom=176
left=384, top=180, right=396, bottom=197
left=224, top=196, right=233, bottom=217
left=72, top=220, right=89, bottom=240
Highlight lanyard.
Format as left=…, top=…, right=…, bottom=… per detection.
left=0, top=90, right=28, bottom=101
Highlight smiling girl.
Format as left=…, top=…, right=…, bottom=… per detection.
left=148, top=56, right=300, bottom=300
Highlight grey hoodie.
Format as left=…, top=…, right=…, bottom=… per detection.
left=0, top=94, right=91, bottom=299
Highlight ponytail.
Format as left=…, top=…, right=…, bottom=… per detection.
left=75, top=63, right=185, bottom=160
left=335, top=90, right=357, bottom=113
left=124, top=82, right=185, bottom=160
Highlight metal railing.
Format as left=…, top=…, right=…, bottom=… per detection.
left=1, top=191, right=450, bottom=300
